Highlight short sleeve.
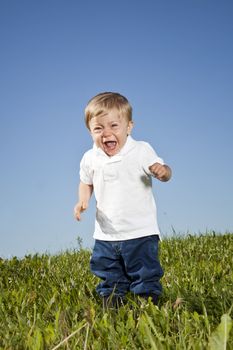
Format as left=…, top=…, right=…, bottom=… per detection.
left=79, top=150, right=94, bottom=185
left=139, top=142, right=164, bottom=175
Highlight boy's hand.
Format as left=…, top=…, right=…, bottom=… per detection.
left=149, top=163, right=172, bottom=182
left=74, top=201, right=88, bottom=221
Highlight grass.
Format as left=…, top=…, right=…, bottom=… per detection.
left=0, top=232, right=232, bottom=349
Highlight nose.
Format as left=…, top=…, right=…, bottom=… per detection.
left=102, top=127, right=112, bottom=137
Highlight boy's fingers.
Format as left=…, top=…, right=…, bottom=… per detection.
left=74, top=202, right=88, bottom=221
left=149, top=163, right=164, bottom=178
left=74, top=208, right=81, bottom=221
left=82, top=203, right=87, bottom=210
left=149, top=165, right=158, bottom=177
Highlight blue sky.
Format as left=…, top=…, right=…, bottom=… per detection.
left=1, top=0, right=233, bottom=258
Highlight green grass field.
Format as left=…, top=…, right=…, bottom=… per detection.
left=0, top=233, right=232, bottom=349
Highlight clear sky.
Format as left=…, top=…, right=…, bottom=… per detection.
left=1, top=0, right=233, bottom=258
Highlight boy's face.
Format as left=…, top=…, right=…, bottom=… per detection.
left=89, top=109, right=133, bottom=157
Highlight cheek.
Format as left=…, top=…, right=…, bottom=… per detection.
left=92, top=134, right=101, bottom=144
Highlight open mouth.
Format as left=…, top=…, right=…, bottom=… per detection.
left=103, top=141, right=117, bottom=151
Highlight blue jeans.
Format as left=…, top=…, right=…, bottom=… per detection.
left=90, top=235, right=164, bottom=298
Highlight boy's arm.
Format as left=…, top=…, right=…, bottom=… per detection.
left=149, top=163, right=172, bottom=182
left=74, top=181, right=93, bottom=221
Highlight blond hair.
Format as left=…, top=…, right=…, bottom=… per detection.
left=85, top=92, right=132, bottom=129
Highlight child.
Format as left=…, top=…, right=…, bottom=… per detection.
left=74, top=92, right=172, bottom=307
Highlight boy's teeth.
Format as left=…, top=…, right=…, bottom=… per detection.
left=105, top=141, right=116, bottom=149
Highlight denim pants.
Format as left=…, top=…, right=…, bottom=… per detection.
left=90, top=235, right=164, bottom=298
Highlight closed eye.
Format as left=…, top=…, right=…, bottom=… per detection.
left=93, top=126, right=102, bottom=133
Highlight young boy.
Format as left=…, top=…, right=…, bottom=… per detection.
left=74, top=92, right=172, bottom=307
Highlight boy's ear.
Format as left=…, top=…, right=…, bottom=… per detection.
left=127, top=121, right=134, bottom=135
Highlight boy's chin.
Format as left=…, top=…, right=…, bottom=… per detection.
left=103, top=147, right=120, bottom=157
left=105, top=150, right=119, bottom=156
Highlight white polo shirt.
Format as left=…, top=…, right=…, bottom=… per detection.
left=80, top=136, right=164, bottom=241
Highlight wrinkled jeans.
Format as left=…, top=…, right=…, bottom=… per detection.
left=90, top=235, right=164, bottom=298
